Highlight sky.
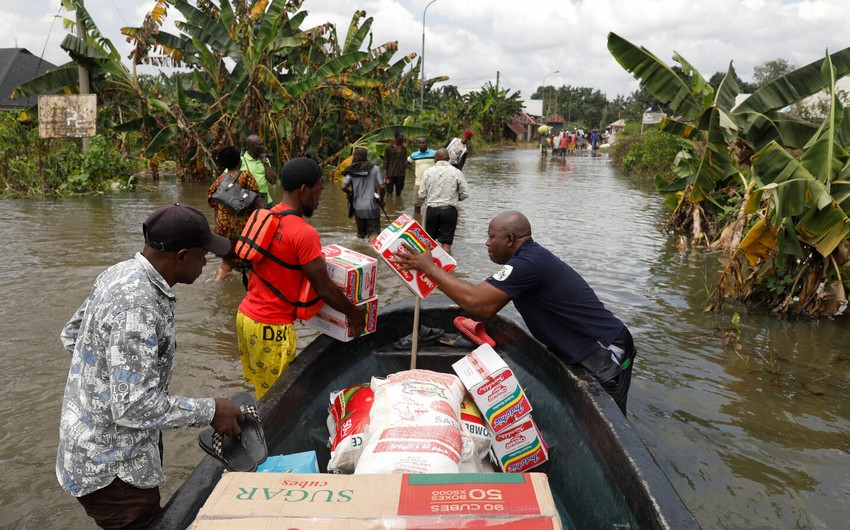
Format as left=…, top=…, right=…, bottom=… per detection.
left=5, top=0, right=850, bottom=101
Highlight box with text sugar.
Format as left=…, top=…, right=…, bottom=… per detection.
left=189, top=472, right=562, bottom=529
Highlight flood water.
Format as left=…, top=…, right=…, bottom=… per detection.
left=1, top=148, right=848, bottom=529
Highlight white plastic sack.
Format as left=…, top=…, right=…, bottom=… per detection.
left=355, top=369, right=466, bottom=474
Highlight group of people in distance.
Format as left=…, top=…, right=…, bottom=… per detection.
left=539, top=128, right=603, bottom=157
left=341, top=130, right=472, bottom=250
left=56, top=131, right=636, bottom=529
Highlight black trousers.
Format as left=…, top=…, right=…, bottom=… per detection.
left=578, top=326, right=636, bottom=414
left=386, top=174, right=405, bottom=196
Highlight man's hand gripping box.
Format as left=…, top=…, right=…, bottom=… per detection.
left=371, top=214, right=456, bottom=298
left=303, top=296, right=378, bottom=342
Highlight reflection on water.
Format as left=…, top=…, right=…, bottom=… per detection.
left=0, top=149, right=848, bottom=529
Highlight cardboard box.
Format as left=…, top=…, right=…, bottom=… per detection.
left=489, top=415, right=549, bottom=473
left=371, top=214, right=456, bottom=298
left=322, top=244, right=378, bottom=302
left=304, top=296, right=378, bottom=342
left=189, top=472, right=562, bottom=530
left=452, top=344, right=533, bottom=433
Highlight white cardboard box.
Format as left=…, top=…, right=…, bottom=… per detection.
left=322, top=244, right=378, bottom=302
left=489, top=414, right=549, bottom=473
left=303, top=296, right=378, bottom=342
left=452, top=344, right=534, bottom=433
left=371, top=214, right=456, bottom=298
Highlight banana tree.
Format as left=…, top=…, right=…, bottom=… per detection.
left=609, top=33, right=850, bottom=315
left=124, top=0, right=418, bottom=177
left=710, top=53, right=850, bottom=316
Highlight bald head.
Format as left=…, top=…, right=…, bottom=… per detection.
left=492, top=211, right=532, bottom=239
left=486, top=211, right=533, bottom=264
left=435, top=148, right=449, bottom=162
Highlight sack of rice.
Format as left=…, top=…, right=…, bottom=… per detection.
left=355, top=369, right=465, bottom=474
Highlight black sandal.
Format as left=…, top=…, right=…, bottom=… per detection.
left=393, top=325, right=445, bottom=349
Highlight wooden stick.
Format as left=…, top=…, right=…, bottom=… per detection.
left=410, top=297, right=421, bottom=370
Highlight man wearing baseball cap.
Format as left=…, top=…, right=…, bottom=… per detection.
left=57, top=204, right=244, bottom=529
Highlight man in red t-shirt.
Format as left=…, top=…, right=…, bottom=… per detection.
left=237, top=157, right=366, bottom=398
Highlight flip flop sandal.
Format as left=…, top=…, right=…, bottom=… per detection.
left=229, top=391, right=268, bottom=466
left=453, top=316, right=496, bottom=348
left=437, top=332, right=476, bottom=349
left=198, top=427, right=257, bottom=472
left=393, top=325, right=446, bottom=349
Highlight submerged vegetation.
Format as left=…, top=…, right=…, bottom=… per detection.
left=10, top=0, right=525, bottom=188
left=608, top=32, right=850, bottom=318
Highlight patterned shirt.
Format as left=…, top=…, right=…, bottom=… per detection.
left=419, top=160, right=470, bottom=208
left=57, top=253, right=216, bottom=497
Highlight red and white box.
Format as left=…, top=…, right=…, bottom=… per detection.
left=452, top=344, right=533, bottom=433
left=371, top=214, right=456, bottom=298
left=490, top=415, right=549, bottom=473
left=322, top=244, right=378, bottom=302
left=303, top=296, right=378, bottom=342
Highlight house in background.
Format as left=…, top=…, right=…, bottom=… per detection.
left=0, top=48, right=57, bottom=110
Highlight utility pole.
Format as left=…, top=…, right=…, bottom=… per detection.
left=76, top=0, right=91, bottom=152
left=496, top=71, right=500, bottom=91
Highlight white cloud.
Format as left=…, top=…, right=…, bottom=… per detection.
left=5, top=0, right=850, bottom=100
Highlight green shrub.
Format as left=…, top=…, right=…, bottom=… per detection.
left=0, top=110, right=142, bottom=196
left=610, top=129, right=694, bottom=181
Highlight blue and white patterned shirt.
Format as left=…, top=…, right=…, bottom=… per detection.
left=57, top=253, right=216, bottom=497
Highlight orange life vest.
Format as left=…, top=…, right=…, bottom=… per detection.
left=235, top=208, right=323, bottom=319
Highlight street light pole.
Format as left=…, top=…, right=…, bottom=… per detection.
left=420, top=0, right=439, bottom=112
left=541, top=70, right=558, bottom=117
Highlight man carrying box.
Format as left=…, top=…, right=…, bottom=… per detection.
left=393, top=210, right=636, bottom=414
left=237, top=158, right=366, bottom=399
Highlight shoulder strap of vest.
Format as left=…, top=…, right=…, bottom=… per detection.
left=240, top=209, right=318, bottom=309
left=238, top=209, right=301, bottom=270
left=245, top=267, right=321, bottom=308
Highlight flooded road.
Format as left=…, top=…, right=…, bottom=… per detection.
left=1, top=148, right=848, bottom=529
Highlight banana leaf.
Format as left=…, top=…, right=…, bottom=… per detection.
left=739, top=218, right=779, bottom=266
left=607, top=32, right=701, bottom=118
left=733, top=46, right=850, bottom=115
left=144, top=124, right=179, bottom=158
left=796, top=202, right=850, bottom=256
left=342, top=11, right=372, bottom=54
left=714, top=62, right=740, bottom=113
left=11, top=63, right=79, bottom=98
left=800, top=55, right=848, bottom=184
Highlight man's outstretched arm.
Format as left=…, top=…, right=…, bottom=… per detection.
left=392, top=247, right=511, bottom=319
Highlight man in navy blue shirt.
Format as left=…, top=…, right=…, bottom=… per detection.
left=393, top=210, right=636, bottom=413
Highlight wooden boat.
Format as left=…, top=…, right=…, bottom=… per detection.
left=151, top=295, right=700, bottom=529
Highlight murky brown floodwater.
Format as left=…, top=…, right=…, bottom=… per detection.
left=1, top=148, right=848, bottom=529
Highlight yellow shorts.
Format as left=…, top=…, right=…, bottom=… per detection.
left=236, top=311, right=297, bottom=400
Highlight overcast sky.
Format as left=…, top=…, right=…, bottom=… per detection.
left=5, top=0, right=850, bottom=101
